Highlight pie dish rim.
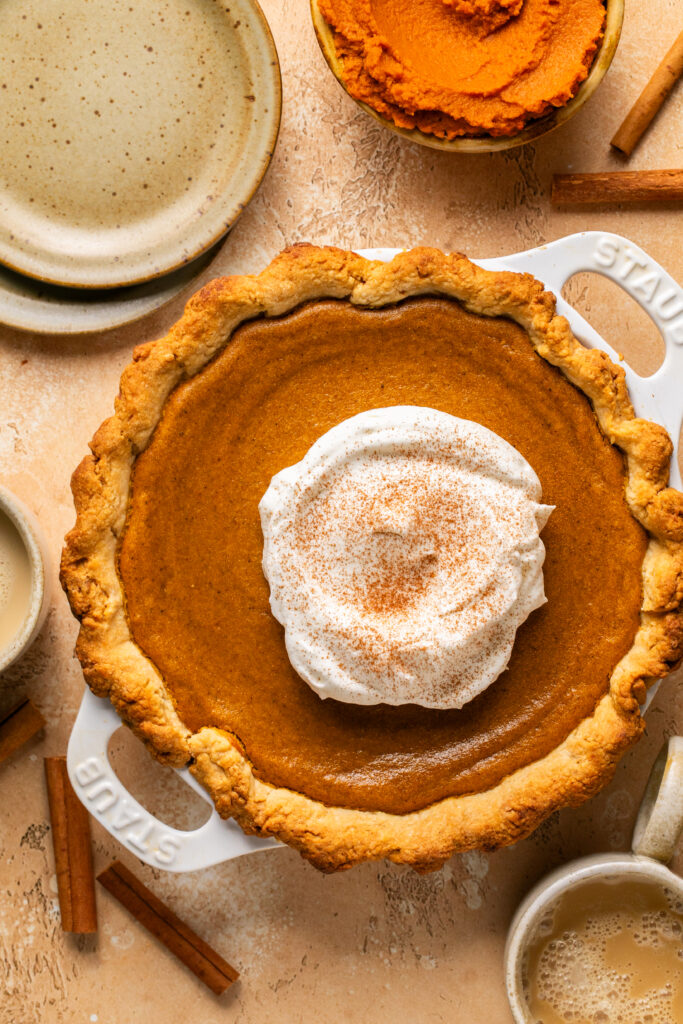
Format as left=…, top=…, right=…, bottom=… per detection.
left=60, top=244, right=683, bottom=872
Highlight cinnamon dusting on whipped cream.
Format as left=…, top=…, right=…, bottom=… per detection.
left=259, top=407, right=552, bottom=709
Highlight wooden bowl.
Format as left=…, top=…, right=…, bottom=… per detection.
left=311, top=0, right=624, bottom=153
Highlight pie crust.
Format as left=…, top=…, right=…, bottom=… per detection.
left=61, top=245, right=683, bottom=872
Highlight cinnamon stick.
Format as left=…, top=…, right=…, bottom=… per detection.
left=0, top=697, right=45, bottom=763
left=551, top=169, right=683, bottom=205
left=97, top=861, right=239, bottom=994
left=611, top=30, right=683, bottom=156
left=44, top=756, right=97, bottom=933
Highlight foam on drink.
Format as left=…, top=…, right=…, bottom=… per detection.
left=523, top=876, right=683, bottom=1024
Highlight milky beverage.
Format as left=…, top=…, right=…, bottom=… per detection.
left=0, top=508, right=33, bottom=652
left=523, top=877, right=683, bottom=1024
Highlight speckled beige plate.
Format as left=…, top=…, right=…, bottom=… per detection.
left=0, top=243, right=219, bottom=335
left=0, top=0, right=281, bottom=289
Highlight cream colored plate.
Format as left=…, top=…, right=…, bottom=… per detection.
left=0, top=244, right=218, bottom=335
left=0, top=0, right=281, bottom=289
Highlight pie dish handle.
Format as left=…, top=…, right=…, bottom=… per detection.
left=67, top=688, right=277, bottom=873
left=488, top=230, right=683, bottom=490
left=631, top=736, right=683, bottom=863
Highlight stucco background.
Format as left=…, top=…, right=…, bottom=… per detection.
left=1, top=1, right=682, bottom=1021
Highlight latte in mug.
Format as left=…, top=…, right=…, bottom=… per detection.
left=0, top=507, right=33, bottom=654
left=523, top=876, right=683, bottom=1024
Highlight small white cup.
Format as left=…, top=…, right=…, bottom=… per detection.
left=505, top=736, right=683, bottom=1022
left=0, top=485, right=49, bottom=674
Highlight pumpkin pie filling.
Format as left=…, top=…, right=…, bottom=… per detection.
left=317, top=0, right=606, bottom=138
left=118, top=297, right=647, bottom=815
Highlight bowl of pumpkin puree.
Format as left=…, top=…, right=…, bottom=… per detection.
left=311, top=0, right=623, bottom=151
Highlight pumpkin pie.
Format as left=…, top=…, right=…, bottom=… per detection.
left=61, top=246, right=683, bottom=872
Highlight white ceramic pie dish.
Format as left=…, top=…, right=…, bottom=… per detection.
left=67, top=230, right=683, bottom=872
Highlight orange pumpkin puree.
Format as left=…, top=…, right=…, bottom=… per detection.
left=318, top=0, right=606, bottom=138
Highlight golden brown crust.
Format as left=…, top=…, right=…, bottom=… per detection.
left=60, top=245, right=683, bottom=872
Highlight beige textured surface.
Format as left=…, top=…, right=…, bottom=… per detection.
left=0, top=0, right=681, bottom=1020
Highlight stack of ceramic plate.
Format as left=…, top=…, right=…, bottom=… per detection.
left=0, top=0, right=281, bottom=334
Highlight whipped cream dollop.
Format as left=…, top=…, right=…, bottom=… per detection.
left=259, top=407, right=553, bottom=709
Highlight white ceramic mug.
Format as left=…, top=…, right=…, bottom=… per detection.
left=0, top=485, right=49, bottom=674
left=505, top=736, right=683, bottom=1022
